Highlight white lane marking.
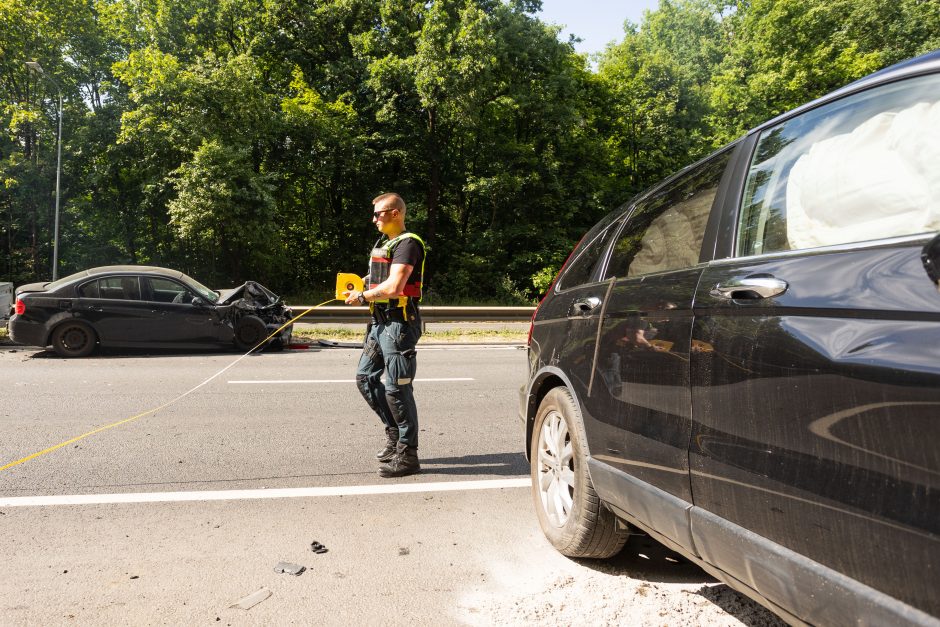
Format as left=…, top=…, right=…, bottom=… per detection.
left=0, top=478, right=531, bottom=507
left=419, top=346, right=523, bottom=351
left=314, top=346, right=523, bottom=351
left=227, top=377, right=475, bottom=384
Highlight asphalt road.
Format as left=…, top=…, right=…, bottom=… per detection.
left=0, top=342, right=781, bottom=626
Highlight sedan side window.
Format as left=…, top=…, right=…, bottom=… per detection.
left=77, top=280, right=99, bottom=298
left=146, top=277, right=194, bottom=304
left=605, top=148, right=731, bottom=279
left=98, top=276, right=141, bottom=300
left=737, top=73, right=940, bottom=256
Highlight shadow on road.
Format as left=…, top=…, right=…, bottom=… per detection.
left=576, top=533, right=785, bottom=625
left=695, top=584, right=787, bottom=627
left=579, top=532, right=717, bottom=584
left=421, top=452, right=529, bottom=477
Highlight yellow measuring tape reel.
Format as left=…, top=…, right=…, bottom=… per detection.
left=335, top=273, right=364, bottom=301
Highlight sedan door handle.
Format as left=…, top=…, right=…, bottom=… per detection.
left=86, top=304, right=104, bottom=312
left=569, top=296, right=602, bottom=317
left=711, top=276, right=788, bottom=300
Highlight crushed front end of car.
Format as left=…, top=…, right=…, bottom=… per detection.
left=215, top=281, right=293, bottom=351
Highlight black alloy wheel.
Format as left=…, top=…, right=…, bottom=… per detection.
left=51, top=321, right=97, bottom=358
left=234, top=315, right=268, bottom=351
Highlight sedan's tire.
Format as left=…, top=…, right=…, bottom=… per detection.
left=530, top=387, right=629, bottom=558
left=233, top=315, right=268, bottom=351
left=50, top=321, right=97, bottom=358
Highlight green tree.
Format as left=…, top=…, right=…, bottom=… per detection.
left=709, top=0, right=940, bottom=144
left=597, top=0, right=729, bottom=194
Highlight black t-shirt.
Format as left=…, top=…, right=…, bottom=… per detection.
left=391, top=234, right=425, bottom=290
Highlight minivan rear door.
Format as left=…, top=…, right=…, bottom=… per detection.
left=585, top=148, right=733, bottom=551
left=535, top=213, right=624, bottom=440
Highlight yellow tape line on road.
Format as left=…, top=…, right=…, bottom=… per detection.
left=0, top=298, right=338, bottom=473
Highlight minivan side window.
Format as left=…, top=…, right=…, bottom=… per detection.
left=737, top=73, right=940, bottom=256
left=605, top=148, right=731, bottom=279
left=556, top=214, right=622, bottom=291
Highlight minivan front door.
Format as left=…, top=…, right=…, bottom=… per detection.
left=690, top=72, right=940, bottom=619
left=691, top=241, right=940, bottom=619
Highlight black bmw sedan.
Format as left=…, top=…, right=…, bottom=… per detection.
left=9, top=266, right=293, bottom=357
left=521, top=51, right=940, bottom=625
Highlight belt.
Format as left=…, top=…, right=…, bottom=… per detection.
left=372, top=304, right=420, bottom=323
left=375, top=308, right=404, bottom=320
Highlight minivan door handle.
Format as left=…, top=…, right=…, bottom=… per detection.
left=569, top=296, right=602, bottom=317
left=711, top=276, right=788, bottom=300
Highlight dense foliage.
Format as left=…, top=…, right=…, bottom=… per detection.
left=2, top=0, right=938, bottom=301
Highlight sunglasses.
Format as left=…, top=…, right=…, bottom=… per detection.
left=373, top=208, right=396, bottom=219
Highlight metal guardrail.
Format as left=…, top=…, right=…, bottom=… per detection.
left=290, top=305, right=535, bottom=323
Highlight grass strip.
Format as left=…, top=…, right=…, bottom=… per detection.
left=291, top=326, right=525, bottom=344
left=0, top=324, right=524, bottom=344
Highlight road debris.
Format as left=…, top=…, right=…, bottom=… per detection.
left=311, top=541, right=328, bottom=554
left=273, top=561, right=305, bottom=576
left=230, top=588, right=272, bottom=610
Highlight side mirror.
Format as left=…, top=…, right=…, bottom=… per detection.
left=191, top=296, right=206, bottom=307
left=921, top=233, right=940, bottom=290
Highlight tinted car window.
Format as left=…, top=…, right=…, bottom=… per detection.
left=98, top=276, right=141, bottom=300
left=737, top=73, right=940, bottom=256
left=555, top=214, right=622, bottom=291
left=146, top=277, right=193, bottom=303
left=605, top=148, right=731, bottom=279
left=77, top=280, right=99, bottom=298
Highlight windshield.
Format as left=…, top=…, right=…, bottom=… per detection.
left=179, top=273, right=220, bottom=303
left=44, top=270, right=91, bottom=291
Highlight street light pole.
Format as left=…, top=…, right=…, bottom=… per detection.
left=53, top=90, right=62, bottom=281
left=25, top=61, right=63, bottom=281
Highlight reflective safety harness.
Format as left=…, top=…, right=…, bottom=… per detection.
left=368, top=232, right=426, bottom=319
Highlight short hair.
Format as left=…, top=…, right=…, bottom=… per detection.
left=372, top=192, right=406, bottom=215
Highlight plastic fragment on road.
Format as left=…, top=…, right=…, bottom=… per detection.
left=274, top=561, right=305, bottom=576
left=231, top=588, right=272, bottom=610
left=317, top=339, right=361, bottom=348
left=311, top=541, right=328, bottom=554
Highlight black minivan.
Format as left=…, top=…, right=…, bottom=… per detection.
left=520, top=51, right=940, bottom=625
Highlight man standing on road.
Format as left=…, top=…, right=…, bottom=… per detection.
left=344, top=193, right=426, bottom=478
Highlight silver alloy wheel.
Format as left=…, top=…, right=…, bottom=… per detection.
left=537, top=408, right=575, bottom=527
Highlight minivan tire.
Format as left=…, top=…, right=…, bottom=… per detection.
left=530, top=387, right=629, bottom=558
left=51, top=321, right=97, bottom=358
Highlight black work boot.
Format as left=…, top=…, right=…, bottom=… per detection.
left=376, top=427, right=399, bottom=462
left=378, top=443, right=420, bottom=478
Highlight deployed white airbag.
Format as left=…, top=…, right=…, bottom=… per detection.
left=786, top=101, right=940, bottom=250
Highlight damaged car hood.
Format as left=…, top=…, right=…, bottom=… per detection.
left=215, top=281, right=283, bottom=308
